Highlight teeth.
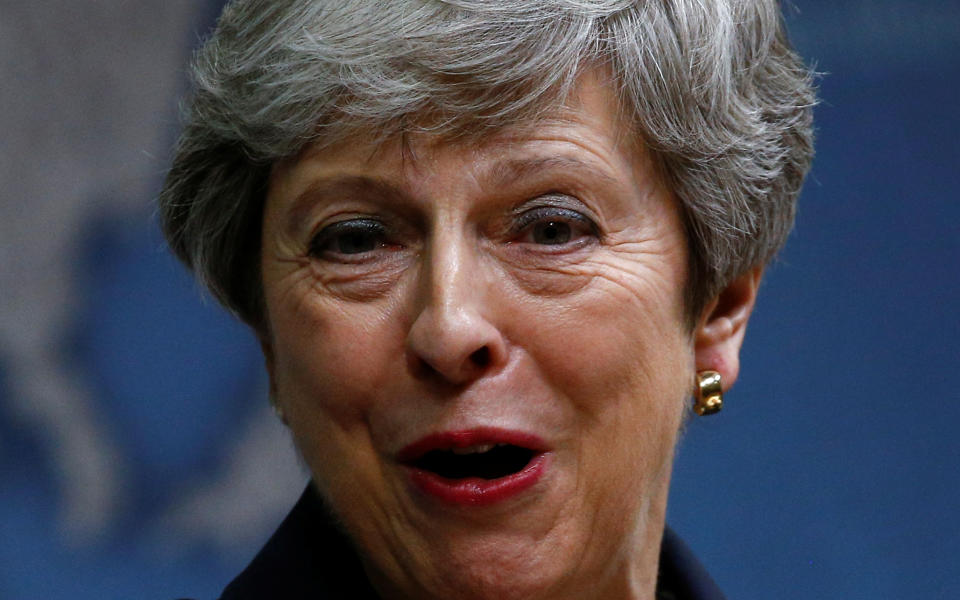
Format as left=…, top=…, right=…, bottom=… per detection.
left=450, top=443, right=499, bottom=455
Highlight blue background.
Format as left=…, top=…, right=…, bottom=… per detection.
left=1, top=1, right=957, bottom=598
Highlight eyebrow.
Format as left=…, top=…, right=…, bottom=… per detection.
left=283, top=155, right=620, bottom=233
left=487, top=155, right=620, bottom=190
left=284, top=175, right=410, bottom=234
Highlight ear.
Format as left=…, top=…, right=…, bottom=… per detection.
left=258, top=333, right=291, bottom=426
left=258, top=334, right=277, bottom=395
left=694, top=266, right=763, bottom=392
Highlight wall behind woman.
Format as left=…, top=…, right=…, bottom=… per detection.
left=670, top=2, right=960, bottom=598
left=0, top=2, right=305, bottom=597
left=0, top=1, right=956, bottom=598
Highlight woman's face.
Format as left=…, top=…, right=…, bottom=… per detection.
left=261, top=73, right=696, bottom=600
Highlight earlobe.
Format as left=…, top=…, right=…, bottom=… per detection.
left=694, top=266, right=763, bottom=391
left=259, top=335, right=276, bottom=386
left=259, top=335, right=288, bottom=425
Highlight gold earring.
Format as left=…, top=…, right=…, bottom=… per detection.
left=694, top=371, right=723, bottom=416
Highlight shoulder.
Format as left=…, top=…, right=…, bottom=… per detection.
left=656, top=527, right=727, bottom=600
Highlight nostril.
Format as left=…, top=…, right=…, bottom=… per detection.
left=469, top=347, right=490, bottom=368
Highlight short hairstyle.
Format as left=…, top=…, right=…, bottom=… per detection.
left=160, top=0, right=815, bottom=329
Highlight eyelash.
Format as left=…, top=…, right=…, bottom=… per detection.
left=306, top=204, right=599, bottom=263
left=307, top=218, right=391, bottom=261
left=511, top=206, right=599, bottom=248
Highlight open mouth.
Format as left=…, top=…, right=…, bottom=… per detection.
left=410, top=444, right=537, bottom=480
left=398, top=428, right=550, bottom=506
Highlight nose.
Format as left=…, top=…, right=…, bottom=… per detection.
left=405, top=232, right=508, bottom=386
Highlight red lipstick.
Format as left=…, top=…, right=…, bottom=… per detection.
left=398, top=427, right=549, bottom=506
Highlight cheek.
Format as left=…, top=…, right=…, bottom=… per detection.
left=266, top=273, right=409, bottom=429
left=508, top=257, right=691, bottom=408
left=265, top=290, right=411, bottom=504
left=504, top=256, right=692, bottom=484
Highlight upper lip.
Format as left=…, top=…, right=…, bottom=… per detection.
left=397, top=426, right=549, bottom=463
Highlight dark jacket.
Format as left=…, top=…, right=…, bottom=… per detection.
left=218, top=485, right=726, bottom=600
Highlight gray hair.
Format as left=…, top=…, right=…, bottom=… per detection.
left=160, top=0, right=815, bottom=328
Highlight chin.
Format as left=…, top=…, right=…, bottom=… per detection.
left=410, top=537, right=582, bottom=600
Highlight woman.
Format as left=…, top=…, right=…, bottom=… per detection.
left=161, top=1, right=814, bottom=598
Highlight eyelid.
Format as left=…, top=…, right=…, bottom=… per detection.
left=513, top=207, right=593, bottom=231
left=514, top=192, right=599, bottom=219
left=318, top=218, right=384, bottom=236
left=310, top=217, right=384, bottom=240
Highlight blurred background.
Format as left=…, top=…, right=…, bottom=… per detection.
left=1, top=1, right=957, bottom=598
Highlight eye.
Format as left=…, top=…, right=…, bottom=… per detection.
left=513, top=206, right=597, bottom=248
left=531, top=220, right=572, bottom=245
left=308, top=218, right=390, bottom=260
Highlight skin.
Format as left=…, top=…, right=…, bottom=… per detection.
left=259, top=70, right=761, bottom=600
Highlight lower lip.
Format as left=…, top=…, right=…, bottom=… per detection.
left=405, top=453, right=549, bottom=506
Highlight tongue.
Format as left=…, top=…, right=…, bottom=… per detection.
left=415, top=445, right=535, bottom=480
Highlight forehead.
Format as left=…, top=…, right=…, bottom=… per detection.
left=276, top=68, right=642, bottom=186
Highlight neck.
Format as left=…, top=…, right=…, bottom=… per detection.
left=556, top=478, right=670, bottom=600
